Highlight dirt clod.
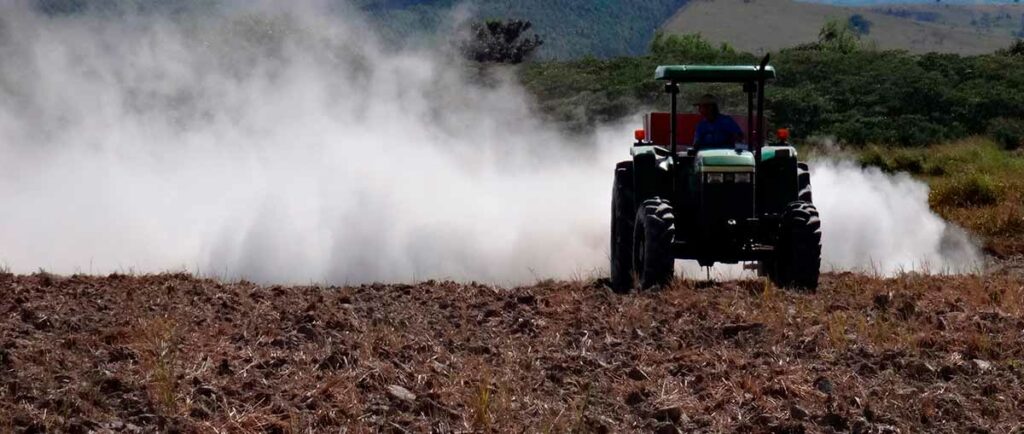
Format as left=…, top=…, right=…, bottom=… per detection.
left=387, top=385, right=417, bottom=403
left=791, top=404, right=810, bottom=420
left=873, top=292, right=892, bottom=310
left=625, top=389, right=647, bottom=406
left=821, top=412, right=850, bottom=431
left=722, top=322, right=766, bottom=338
left=813, top=376, right=834, bottom=394
left=626, top=366, right=648, bottom=381
left=653, top=421, right=681, bottom=434
left=653, top=405, right=684, bottom=424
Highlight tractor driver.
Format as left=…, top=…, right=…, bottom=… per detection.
left=693, top=94, right=743, bottom=149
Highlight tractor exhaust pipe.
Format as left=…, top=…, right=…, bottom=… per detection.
left=667, top=80, right=680, bottom=196
left=755, top=54, right=770, bottom=166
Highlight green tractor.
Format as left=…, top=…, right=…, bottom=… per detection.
left=610, top=59, right=821, bottom=292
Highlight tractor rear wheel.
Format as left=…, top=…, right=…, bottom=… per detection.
left=769, top=201, right=822, bottom=291
left=797, top=162, right=813, bottom=203
left=610, top=162, right=635, bottom=293
left=633, top=198, right=675, bottom=289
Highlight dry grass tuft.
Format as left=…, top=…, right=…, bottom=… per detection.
left=134, top=317, right=182, bottom=416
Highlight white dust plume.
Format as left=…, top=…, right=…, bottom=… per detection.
left=811, top=160, right=980, bottom=274
left=0, top=2, right=979, bottom=284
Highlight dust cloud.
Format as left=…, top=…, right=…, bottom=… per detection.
left=0, top=2, right=979, bottom=284
left=812, top=160, right=980, bottom=274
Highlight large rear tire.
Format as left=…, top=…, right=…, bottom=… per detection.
left=797, top=162, right=813, bottom=203
left=610, top=163, right=635, bottom=293
left=633, top=198, right=676, bottom=290
left=769, top=201, right=822, bottom=291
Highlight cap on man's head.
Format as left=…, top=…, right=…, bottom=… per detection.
left=694, top=94, right=718, bottom=107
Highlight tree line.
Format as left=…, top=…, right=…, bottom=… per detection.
left=514, top=21, right=1024, bottom=149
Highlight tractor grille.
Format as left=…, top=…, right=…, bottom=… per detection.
left=701, top=182, right=755, bottom=224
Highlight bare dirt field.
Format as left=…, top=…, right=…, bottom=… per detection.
left=2, top=268, right=1023, bottom=433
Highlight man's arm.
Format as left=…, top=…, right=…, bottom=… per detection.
left=728, top=117, right=744, bottom=144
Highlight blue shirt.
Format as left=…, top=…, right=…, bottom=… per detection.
left=694, top=115, right=743, bottom=149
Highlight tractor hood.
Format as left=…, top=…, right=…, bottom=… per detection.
left=697, top=149, right=755, bottom=171
left=761, top=145, right=798, bottom=161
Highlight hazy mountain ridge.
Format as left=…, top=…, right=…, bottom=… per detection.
left=30, top=0, right=1024, bottom=59
left=361, top=0, right=690, bottom=59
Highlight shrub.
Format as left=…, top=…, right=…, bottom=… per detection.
left=924, top=164, right=946, bottom=176
left=976, top=199, right=1024, bottom=237
left=818, top=19, right=860, bottom=54
left=890, top=116, right=948, bottom=147
left=931, top=174, right=1003, bottom=208
left=891, top=153, right=925, bottom=174
left=648, top=32, right=742, bottom=63
left=858, top=146, right=890, bottom=171
left=988, top=117, right=1024, bottom=150
left=996, top=39, right=1024, bottom=57
left=857, top=147, right=929, bottom=174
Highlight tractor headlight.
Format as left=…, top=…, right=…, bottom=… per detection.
left=734, top=173, right=752, bottom=183
left=705, top=173, right=724, bottom=184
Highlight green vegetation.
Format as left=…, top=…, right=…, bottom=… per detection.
left=815, top=18, right=863, bottom=53
left=988, top=117, right=1024, bottom=150
left=519, top=33, right=1024, bottom=146
left=931, top=173, right=1003, bottom=208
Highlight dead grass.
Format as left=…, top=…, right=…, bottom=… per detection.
left=134, top=317, right=182, bottom=416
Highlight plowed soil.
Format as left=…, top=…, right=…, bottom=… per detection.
left=2, top=269, right=1023, bottom=433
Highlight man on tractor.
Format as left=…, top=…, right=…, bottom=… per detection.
left=693, top=94, right=744, bottom=149
left=610, top=60, right=822, bottom=292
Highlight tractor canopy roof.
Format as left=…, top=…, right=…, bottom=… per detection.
left=654, top=65, right=776, bottom=83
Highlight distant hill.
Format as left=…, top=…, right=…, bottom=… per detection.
left=358, top=0, right=689, bottom=59
left=868, top=2, right=1024, bottom=36
left=31, top=0, right=688, bottom=59
left=807, top=0, right=1018, bottom=5
left=33, top=0, right=1022, bottom=58
left=661, top=0, right=1018, bottom=54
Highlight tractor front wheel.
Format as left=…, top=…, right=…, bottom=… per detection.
left=633, top=198, right=676, bottom=290
left=768, top=201, right=822, bottom=291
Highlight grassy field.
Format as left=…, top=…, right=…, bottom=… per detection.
left=852, top=137, right=1024, bottom=257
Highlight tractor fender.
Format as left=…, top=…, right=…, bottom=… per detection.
left=631, top=146, right=660, bottom=204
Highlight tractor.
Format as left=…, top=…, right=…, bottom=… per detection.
left=610, top=58, right=821, bottom=291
